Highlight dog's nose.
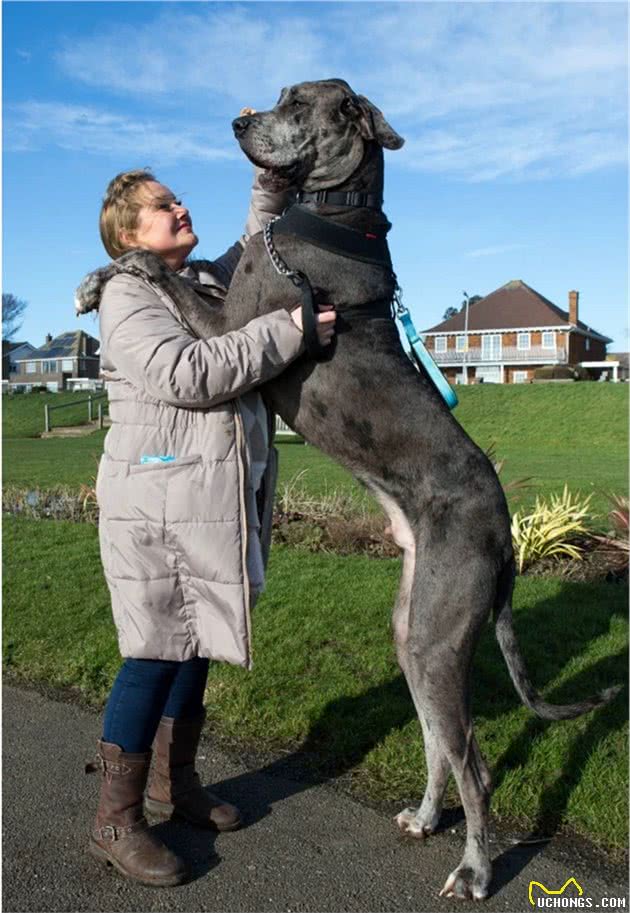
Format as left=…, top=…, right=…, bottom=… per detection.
left=232, top=116, right=252, bottom=138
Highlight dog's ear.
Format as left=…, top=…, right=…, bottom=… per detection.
left=342, top=94, right=404, bottom=150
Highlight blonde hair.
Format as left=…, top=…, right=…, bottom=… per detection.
left=99, top=169, right=157, bottom=259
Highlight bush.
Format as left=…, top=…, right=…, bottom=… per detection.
left=533, top=365, right=589, bottom=381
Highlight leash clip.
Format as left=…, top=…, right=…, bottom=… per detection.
left=392, top=279, right=407, bottom=318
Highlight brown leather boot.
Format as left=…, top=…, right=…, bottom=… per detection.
left=86, top=740, right=188, bottom=886
left=145, top=713, right=242, bottom=832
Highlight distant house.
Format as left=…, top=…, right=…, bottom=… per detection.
left=11, top=330, right=101, bottom=392
left=2, top=340, right=36, bottom=381
left=607, top=352, right=629, bottom=382
left=422, top=280, right=613, bottom=384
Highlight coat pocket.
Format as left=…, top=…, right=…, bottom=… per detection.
left=128, top=454, right=203, bottom=475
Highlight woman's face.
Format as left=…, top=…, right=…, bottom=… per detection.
left=122, top=181, right=198, bottom=270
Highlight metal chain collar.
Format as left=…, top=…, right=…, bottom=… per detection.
left=263, top=217, right=303, bottom=287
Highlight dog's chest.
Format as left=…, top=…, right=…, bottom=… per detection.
left=271, top=236, right=394, bottom=307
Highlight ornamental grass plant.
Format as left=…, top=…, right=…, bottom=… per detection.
left=511, top=486, right=593, bottom=573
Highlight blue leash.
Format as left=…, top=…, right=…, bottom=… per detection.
left=393, top=283, right=458, bottom=410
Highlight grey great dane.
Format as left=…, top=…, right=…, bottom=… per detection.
left=85, top=80, right=619, bottom=900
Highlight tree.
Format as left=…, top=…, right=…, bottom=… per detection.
left=2, top=293, right=28, bottom=341
left=442, top=306, right=458, bottom=320
left=461, top=294, right=483, bottom=311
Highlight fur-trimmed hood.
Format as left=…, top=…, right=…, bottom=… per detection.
left=74, top=250, right=234, bottom=316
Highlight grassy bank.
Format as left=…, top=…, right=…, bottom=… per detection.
left=4, top=516, right=627, bottom=849
left=3, top=385, right=627, bottom=518
left=2, top=390, right=107, bottom=438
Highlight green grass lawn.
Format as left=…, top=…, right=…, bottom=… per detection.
left=3, top=516, right=627, bottom=850
left=3, top=384, right=628, bottom=519
left=3, top=390, right=107, bottom=438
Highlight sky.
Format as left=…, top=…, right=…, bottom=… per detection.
left=3, top=0, right=628, bottom=352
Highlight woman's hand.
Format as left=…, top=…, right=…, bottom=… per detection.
left=290, top=303, right=337, bottom=346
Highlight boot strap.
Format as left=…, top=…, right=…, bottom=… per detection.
left=85, top=756, right=132, bottom=777
left=94, top=817, right=149, bottom=842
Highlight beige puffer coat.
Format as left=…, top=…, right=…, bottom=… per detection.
left=85, top=174, right=303, bottom=668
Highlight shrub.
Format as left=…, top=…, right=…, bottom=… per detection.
left=533, top=365, right=589, bottom=381
left=591, top=493, right=629, bottom=573
left=511, top=485, right=593, bottom=573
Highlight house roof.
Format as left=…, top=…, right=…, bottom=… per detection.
left=15, top=330, right=98, bottom=361
left=423, top=280, right=612, bottom=342
left=2, top=340, right=32, bottom=354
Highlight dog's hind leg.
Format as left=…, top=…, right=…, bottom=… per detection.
left=368, top=489, right=453, bottom=841
left=395, top=717, right=452, bottom=839
left=403, top=554, right=495, bottom=901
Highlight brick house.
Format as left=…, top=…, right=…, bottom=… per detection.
left=422, top=280, right=612, bottom=384
left=11, top=330, right=100, bottom=392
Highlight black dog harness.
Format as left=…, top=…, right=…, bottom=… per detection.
left=263, top=203, right=394, bottom=361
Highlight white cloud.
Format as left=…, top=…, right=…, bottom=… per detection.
left=4, top=101, right=238, bottom=165
left=17, top=2, right=629, bottom=181
left=465, top=244, right=526, bottom=259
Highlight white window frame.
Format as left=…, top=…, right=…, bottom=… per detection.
left=42, top=360, right=57, bottom=374
left=25, top=362, right=37, bottom=374
left=61, top=359, right=73, bottom=372
left=456, top=335, right=467, bottom=352
left=517, top=332, right=531, bottom=350
left=542, top=331, right=556, bottom=349
left=513, top=371, right=528, bottom=384
left=481, top=334, right=502, bottom=361
left=435, top=336, right=447, bottom=353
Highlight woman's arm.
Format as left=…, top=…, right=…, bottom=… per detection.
left=242, top=166, right=295, bottom=242
left=100, top=274, right=305, bottom=408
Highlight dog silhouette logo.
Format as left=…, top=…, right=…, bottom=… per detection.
left=528, top=877, right=584, bottom=906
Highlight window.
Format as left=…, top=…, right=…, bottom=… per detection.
left=517, top=332, right=530, bottom=350
left=513, top=371, right=528, bottom=384
left=542, top=331, right=555, bottom=349
left=62, top=359, right=73, bottom=372
left=481, top=334, right=502, bottom=361
left=585, top=338, right=591, bottom=352
left=435, top=337, right=447, bottom=353
left=456, top=335, right=467, bottom=352
left=25, top=362, right=37, bottom=374
left=42, top=360, right=57, bottom=373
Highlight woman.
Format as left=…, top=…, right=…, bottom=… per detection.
left=77, top=162, right=336, bottom=887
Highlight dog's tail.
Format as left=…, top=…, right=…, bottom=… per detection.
left=493, top=559, right=621, bottom=720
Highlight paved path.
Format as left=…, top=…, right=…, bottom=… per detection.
left=3, top=685, right=627, bottom=912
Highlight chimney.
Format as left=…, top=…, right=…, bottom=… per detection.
left=568, top=290, right=579, bottom=325
left=45, top=333, right=53, bottom=345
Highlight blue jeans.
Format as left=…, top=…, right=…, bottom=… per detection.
left=102, top=657, right=210, bottom=753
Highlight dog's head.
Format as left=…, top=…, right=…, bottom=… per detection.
left=232, top=79, right=404, bottom=192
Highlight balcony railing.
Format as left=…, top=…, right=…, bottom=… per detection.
left=430, top=346, right=567, bottom=365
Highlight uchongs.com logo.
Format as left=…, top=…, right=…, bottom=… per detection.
left=528, top=878, right=627, bottom=909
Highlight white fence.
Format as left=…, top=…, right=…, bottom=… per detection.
left=434, top=346, right=567, bottom=365
left=275, top=416, right=299, bottom=436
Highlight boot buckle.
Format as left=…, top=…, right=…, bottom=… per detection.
left=99, top=825, right=117, bottom=841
